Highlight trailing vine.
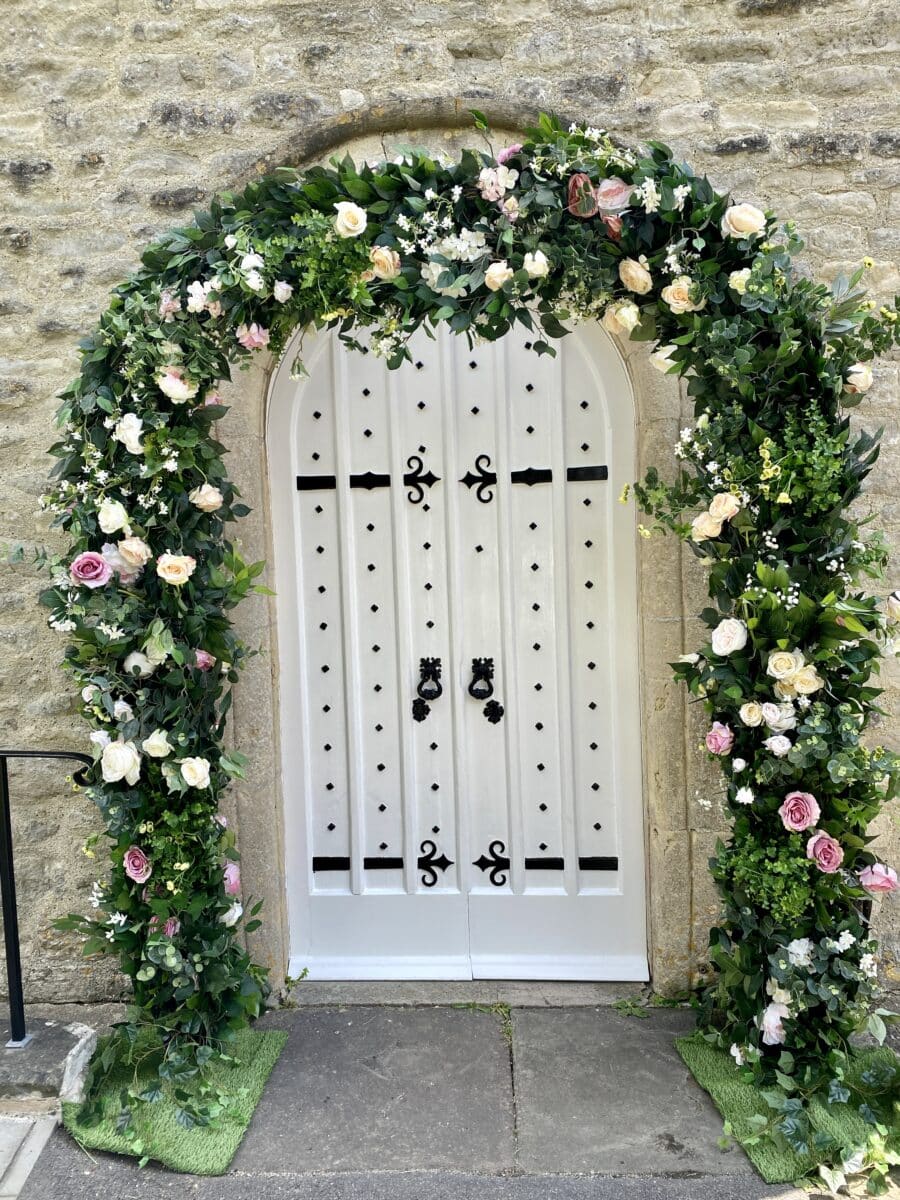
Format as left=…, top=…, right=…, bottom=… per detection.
left=40, top=111, right=900, bottom=1178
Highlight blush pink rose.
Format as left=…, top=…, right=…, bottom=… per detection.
left=806, top=830, right=844, bottom=874
left=705, top=721, right=734, bottom=756
left=236, top=323, right=269, bottom=351
left=497, top=142, right=522, bottom=165
left=779, top=791, right=821, bottom=833
left=194, top=649, right=216, bottom=672
left=223, top=860, right=241, bottom=895
left=601, top=214, right=623, bottom=240
left=163, top=916, right=181, bottom=937
left=595, top=176, right=634, bottom=214
left=70, top=551, right=113, bottom=589
left=858, top=863, right=899, bottom=894
left=124, top=845, right=152, bottom=884
left=567, top=173, right=599, bottom=218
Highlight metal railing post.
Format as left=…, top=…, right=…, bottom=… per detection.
left=0, top=756, right=29, bottom=1048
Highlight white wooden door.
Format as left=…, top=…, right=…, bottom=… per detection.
left=268, top=322, right=647, bottom=980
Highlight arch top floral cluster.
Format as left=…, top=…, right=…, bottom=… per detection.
left=41, top=111, right=900, bottom=1160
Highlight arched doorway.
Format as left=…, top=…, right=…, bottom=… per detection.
left=267, top=321, right=647, bottom=980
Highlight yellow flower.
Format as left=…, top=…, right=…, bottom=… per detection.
left=637, top=524, right=651, bottom=539
left=619, top=484, right=630, bottom=504
left=776, top=492, right=792, bottom=504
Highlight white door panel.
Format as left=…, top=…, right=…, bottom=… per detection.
left=269, top=321, right=647, bottom=980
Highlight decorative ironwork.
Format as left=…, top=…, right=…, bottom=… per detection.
left=483, top=699, right=504, bottom=724
left=472, top=840, right=510, bottom=887
left=566, top=464, right=609, bottom=482
left=468, top=658, right=494, bottom=700
left=525, top=856, right=565, bottom=870
left=404, top=455, right=440, bottom=504
left=578, top=856, right=619, bottom=871
left=418, top=840, right=454, bottom=887
left=511, top=466, right=552, bottom=487
left=296, top=457, right=440, bottom=502
left=412, top=697, right=431, bottom=722
left=416, top=658, right=442, bottom=701
left=459, top=454, right=496, bottom=503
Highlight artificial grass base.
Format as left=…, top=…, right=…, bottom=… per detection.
left=62, top=1027, right=288, bottom=1175
left=677, top=1033, right=899, bottom=1183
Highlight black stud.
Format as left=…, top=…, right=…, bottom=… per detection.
left=319, top=621, right=327, bottom=630
left=367, top=522, right=375, bottom=531
left=586, top=620, right=594, bottom=629
left=585, top=539, right=593, bottom=548
left=326, top=782, right=334, bottom=791
left=363, top=428, right=372, bottom=438
left=431, top=782, right=439, bottom=791
left=588, top=661, right=596, bottom=670
left=526, top=424, right=534, bottom=434
left=529, top=522, right=537, bottom=530
left=423, top=541, right=431, bottom=549
left=375, top=723, right=383, bottom=732
left=525, top=340, right=532, bottom=349
left=318, top=585, right=326, bottom=594
left=324, top=743, right=332, bottom=751
left=327, top=822, right=335, bottom=831
left=426, top=620, right=434, bottom=629
left=362, top=388, right=370, bottom=397
left=539, top=803, right=548, bottom=812
left=371, top=603, right=379, bottom=612
left=321, top=664, right=330, bottom=673
left=535, top=682, right=542, bottom=691
left=323, top=704, right=331, bottom=713
left=590, top=741, right=598, bottom=750
left=539, top=842, right=547, bottom=851
left=422, top=503, right=430, bottom=512
left=580, top=400, right=589, bottom=410
left=471, top=405, right=479, bottom=414
left=417, top=400, right=426, bottom=410
left=531, top=562, right=539, bottom=572
left=367, top=563, right=376, bottom=572
left=432, top=824, right=440, bottom=834
left=532, top=602, right=540, bottom=611
left=589, top=701, right=597, bottom=710
left=533, top=642, right=541, bottom=651
left=581, top=442, right=589, bottom=451
left=316, top=545, right=324, bottom=554
left=379, top=841, right=388, bottom=850
left=585, top=580, right=594, bottom=589
left=526, top=383, right=534, bottom=393
left=372, top=644, right=380, bottom=652
left=537, top=763, right=545, bottom=771
left=378, top=803, right=387, bottom=812
left=415, top=360, right=424, bottom=369
left=313, top=410, right=322, bottom=420
left=535, top=722, right=543, bottom=730
left=315, top=505, right=323, bottom=513
left=418, top=444, right=426, bottom=453
left=312, top=451, right=320, bottom=461
left=593, top=821, right=601, bottom=830
left=430, top=741, right=438, bottom=750
left=374, top=684, right=382, bottom=692
left=583, top=498, right=591, bottom=507
left=469, top=360, right=477, bottom=369
left=424, top=582, right=432, bottom=590
left=592, top=782, right=600, bottom=792
left=475, top=544, right=484, bottom=553
left=377, top=762, right=385, bottom=771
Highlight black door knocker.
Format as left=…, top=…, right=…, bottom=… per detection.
left=467, top=657, right=494, bottom=700
left=413, top=657, right=442, bottom=722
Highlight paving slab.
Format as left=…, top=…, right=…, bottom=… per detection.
left=232, top=1006, right=515, bottom=1173
left=0, top=1020, right=95, bottom=1102
left=512, top=1007, right=752, bottom=1176
left=283, top=981, right=645, bottom=1007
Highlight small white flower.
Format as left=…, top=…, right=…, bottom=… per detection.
left=787, top=938, right=814, bottom=969
left=735, top=786, right=754, bottom=805
left=224, top=234, right=237, bottom=249
left=108, top=911, right=127, bottom=927
left=219, top=900, right=243, bottom=928
left=729, top=1043, right=745, bottom=1067
left=836, top=930, right=856, bottom=952
left=731, top=758, right=747, bottom=772
left=860, top=953, right=877, bottom=978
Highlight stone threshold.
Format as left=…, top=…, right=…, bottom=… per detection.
left=281, top=980, right=652, bottom=1007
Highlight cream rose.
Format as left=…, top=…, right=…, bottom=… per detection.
left=650, top=344, right=678, bottom=373
left=157, top=367, right=199, bottom=404
left=691, top=511, right=723, bottom=542
left=485, top=260, right=515, bottom=291
left=767, top=649, right=805, bottom=680
left=101, top=739, right=141, bottom=785
left=142, top=729, right=173, bottom=758
left=721, top=202, right=766, bottom=239
left=118, top=537, right=152, bottom=569
left=156, top=552, right=197, bottom=586
left=602, top=300, right=641, bottom=336
left=739, top=701, right=764, bottom=727
left=844, top=362, right=873, bottom=394
left=189, top=483, right=224, bottom=513
left=180, top=756, right=211, bottom=788
left=708, top=492, right=741, bottom=522
left=98, top=498, right=130, bottom=535
left=113, top=413, right=145, bottom=455
left=711, top=617, right=748, bottom=657
left=728, top=268, right=751, bottom=295
left=660, top=275, right=706, bottom=314
left=523, top=250, right=550, bottom=279
left=333, top=201, right=367, bottom=238
left=369, top=246, right=402, bottom=280
left=791, top=664, right=825, bottom=695
left=618, top=257, right=653, bottom=295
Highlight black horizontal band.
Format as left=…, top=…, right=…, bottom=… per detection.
left=313, top=854, right=619, bottom=872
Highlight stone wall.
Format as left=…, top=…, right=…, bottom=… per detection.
left=1, top=0, right=897, bottom=1001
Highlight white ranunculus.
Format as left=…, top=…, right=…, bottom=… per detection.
left=180, top=756, right=211, bottom=788
left=118, top=537, right=152, bottom=569
left=219, top=900, right=243, bottom=927
left=333, top=201, right=367, bottom=238
left=691, top=511, right=722, bottom=542
left=728, top=268, right=751, bottom=295
left=523, top=249, right=550, bottom=279
left=100, top=739, right=141, bottom=785
left=113, top=699, right=134, bottom=722
left=98, top=498, right=130, bottom=535
left=189, top=483, right=224, bottom=512
left=660, top=275, right=706, bottom=314
left=124, top=650, right=154, bottom=678
left=763, top=734, right=792, bottom=758
left=485, top=260, right=515, bottom=292
left=89, top=729, right=111, bottom=750
left=273, top=279, right=294, bottom=303
left=708, top=492, right=741, bottom=522
left=650, top=344, right=678, bottom=373
left=142, top=729, right=173, bottom=758
left=787, top=937, right=814, bottom=969
left=112, top=413, right=145, bottom=455
left=618, top=257, right=653, bottom=295
left=738, top=701, right=763, bottom=727
left=760, top=1001, right=788, bottom=1046
left=721, top=202, right=766, bottom=239
left=157, top=368, right=199, bottom=404
left=734, top=786, right=754, bottom=805
left=844, top=362, right=873, bottom=394
left=710, top=617, right=748, bottom=657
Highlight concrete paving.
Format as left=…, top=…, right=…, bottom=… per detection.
left=19, top=1004, right=835, bottom=1200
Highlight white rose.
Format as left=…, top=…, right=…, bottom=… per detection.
left=156, top=553, right=196, bottom=586
left=773, top=678, right=797, bottom=701
left=728, top=268, right=751, bottom=295
left=89, top=729, right=111, bottom=751
left=239, top=252, right=264, bottom=272
left=711, top=617, right=748, bottom=657
left=189, top=483, right=224, bottom=513
left=333, top=201, right=367, bottom=238
left=485, top=260, right=515, bottom=291
left=244, top=269, right=264, bottom=292
left=113, top=699, right=134, bottom=722
left=763, top=734, right=792, bottom=758
left=660, top=275, right=706, bottom=314
left=112, top=413, right=145, bottom=455
left=523, top=250, right=550, bottom=279
left=762, top=702, right=796, bottom=732
left=180, top=756, right=211, bottom=788
left=650, top=344, right=678, bottom=373
left=142, top=729, right=173, bottom=758
left=123, top=650, right=154, bottom=678
left=739, top=702, right=764, bottom=727
left=735, top=786, right=754, bottom=805
left=81, top=684, right=99, bottom=703
left=272, top=279, right=294, bottom=303
left=721, top=202, right=766, bottom=239
left=602, top=300, right=641, bottom=336
left=618, top=257, right=653, bottom=295
left=100, top=739, right=141, bottom=785
left=118, top=537, right=152, bottom=569
left=760, top=1001, right=788, bottom=1046
left=844, top=362, right=873, bottom=394
left=157, top=368, right=199, bottom=404
left=708, top=492, right=741, bottom=522
left=219, top=900, right=243, bottom=927
left=691, top=511, right=723, bottom=542
left=792, top=664, right=824, bottom=695
left=98, top=498, right=130, bottom=535
left=767, top=649, right=805, bottom=680
left=368, top=246, right=402, bottom=281
left=732, top=758, right=747, bottom=772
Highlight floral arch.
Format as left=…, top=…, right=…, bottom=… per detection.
left=44, top=111, right=900, bottom=1165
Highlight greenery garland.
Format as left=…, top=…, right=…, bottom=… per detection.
left=40, top=111, right=900, bottom=1177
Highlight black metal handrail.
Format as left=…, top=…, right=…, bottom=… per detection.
left=0, top=749, right=93, bottom=1048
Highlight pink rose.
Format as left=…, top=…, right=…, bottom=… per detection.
left=223, top=860, right=241, bottom=895
left=199, top=391, right=224, bottom=409
left=497, top=142, right=522, bottom=165
left=214, top=813, right=228, bottom=828
left=761, top=1001, right=788, bottom=1046
left=124, top=845, right=152, bottom=884
left=567, top=173, right=599, bottom=218
left=858, top=863, right=899, bottom=894
left=601, top=214, right=623, bottom=240
left=236, top=323, right=269, bottom=351
left=194, top=649, right=216, bottom=672
left=806, top=830, right=844, bottom=874
left=164, top=916, right=181, bottom=937
left=779, top=791, right=821, bottom=833
left=705, top=721, right=734, bottom=756
left=70, top=551, right=113, bottom=589
left=595, top=176, right=634, bottom=214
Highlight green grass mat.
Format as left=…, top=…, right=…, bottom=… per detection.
left=677, top=1033, right=898, bottom=1183
left=62, top=1027, right=288, bottom=1175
